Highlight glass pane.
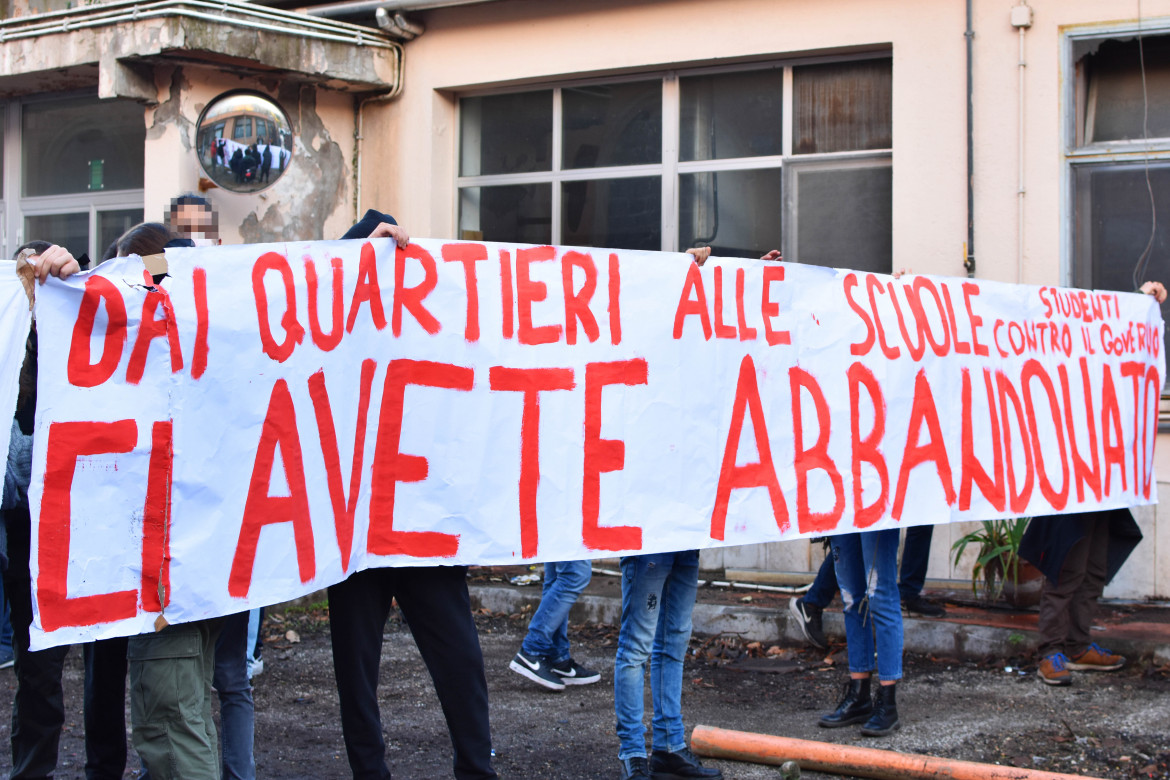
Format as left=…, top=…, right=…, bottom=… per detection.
left=680, top=69, right=784, bottom=161
left=679, top=168, right=782, bottom=258
left=25, top=213, right=88, bottom=261
left=459, top=184, right=551, bottom=245
left=98, top=208, right=144, bottom=265
left=460, top=91, right=552, bottom=176
left=1084, top=37, right=1170, bottom=143
left=563, top=82, right=661, bottom=169
left=793, top=59, right=892, bottom=154
left=794, top=164, right=891, bottom=272
left=562, top=177, right=660, bottom=251
left=22, top=97, right=145, bottom=196
left=1073, top=163, right=1170, bottom=361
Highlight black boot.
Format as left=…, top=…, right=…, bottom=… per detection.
left=648, top=747, right=723, bottom=779
left=818, top=677, right=872, bottom=728
left=860, top=682, right=900, bottom=736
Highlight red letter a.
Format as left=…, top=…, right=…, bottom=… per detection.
left=892, top=369, right=957, bottom=519
left=126, top=288, right=184, bottom=385
left=711, top=356, right=788, bottom=540
left=229, top=380, right=316, bottom=598
left=309, top=360, right=377, bottom=573
left=672, top=263, right=713, bottom=340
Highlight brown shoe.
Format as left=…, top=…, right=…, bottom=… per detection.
left=1067, top=643, right=1125, bottom=672
left=1038, top=653, right=1071, bottom=686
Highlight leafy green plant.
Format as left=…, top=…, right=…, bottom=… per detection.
left=950, top=518, right=1030, bottom=602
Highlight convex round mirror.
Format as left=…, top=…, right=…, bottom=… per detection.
left=196, top=91, right=293, bottom=193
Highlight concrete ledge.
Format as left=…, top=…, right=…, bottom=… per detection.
left=469, top=583, right=1170, bottom=665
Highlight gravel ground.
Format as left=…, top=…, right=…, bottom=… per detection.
left=1, top=601, right=1168, bottom=779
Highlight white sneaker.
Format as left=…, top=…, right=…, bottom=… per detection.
left=247, top=656, right=264, bottom=679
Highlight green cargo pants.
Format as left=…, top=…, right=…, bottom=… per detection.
left=128, top=617, right=224, bottom=780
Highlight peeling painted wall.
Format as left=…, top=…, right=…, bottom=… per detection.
left=1, top=0, right=69, bottom=21
left=142, top=65, right=354, bottom=244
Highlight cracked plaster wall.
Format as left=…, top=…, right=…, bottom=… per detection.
left=143, top=65, right=354, bottom=245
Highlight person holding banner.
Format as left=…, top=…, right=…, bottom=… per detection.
left=167, top=192, right=257, bottom=780
left=614, top=246, right=723, bottom=780
left=790, top=526, right=945, bottom=651
left=1021, top=277, right=1167, bottom=687
left=509, top=559, right=601, bottom=691
left=818, top=529, right=904, bottom=736
left=4, top=241, right=141, bottom=780
left=1021, top=508, right=1141, bottom=686
left=613, top=550, right=723, bottom=780
left=326, top=210, right=499, bottom=780
left=168, top=194, right=221, bottom=248
left=107, top=222, right=226, bottom=780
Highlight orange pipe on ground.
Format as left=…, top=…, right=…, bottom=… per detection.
left=691, top=725, right=1106, bottom=780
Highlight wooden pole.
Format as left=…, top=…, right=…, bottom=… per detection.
left=691, top=725, right=1106, bottom=780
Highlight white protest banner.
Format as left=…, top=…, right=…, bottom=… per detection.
left=26, top=239, right=1164, bottom=649
left=0, top=264, right=33, bottom=471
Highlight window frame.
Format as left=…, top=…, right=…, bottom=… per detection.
left=1062, top=19, right=1170, bottom=285
left=0, top=93, right=145, bottom=262
left=455, top=52, right=892, bottom=259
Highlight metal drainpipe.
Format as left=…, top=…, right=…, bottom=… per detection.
left=306, top=0, right=497, bottom=19
left=1012, top=4, right=1033, bottom=285
left=1017, top=22, right=1026, bottom=284
left=354, top=46, right=405, bottom=220
left=965, top=0, right=976, bottom=278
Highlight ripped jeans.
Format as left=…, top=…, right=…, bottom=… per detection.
left=614, top=551, right=700, bottom=760
left=830, top=530, right=903, bottom=681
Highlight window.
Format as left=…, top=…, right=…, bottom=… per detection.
left=457, top=57, right=892, bottom=270
left=232, top=116, right=252, bottom=141
left=1069, top=32, right=1170, bottom=360
left=2, top=95, right=145, bottom=262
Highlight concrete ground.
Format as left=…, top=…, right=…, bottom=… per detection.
left=0, top=567, right=1167, bottom=779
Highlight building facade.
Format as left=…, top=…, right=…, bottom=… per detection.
left=3, top=0, right=1169, bottom=596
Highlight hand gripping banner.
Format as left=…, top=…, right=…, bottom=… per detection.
left=22, top=239, right=1164, bottom=648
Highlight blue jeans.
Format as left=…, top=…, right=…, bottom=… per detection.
left=831, top=530, right=903, bottom=681
left=898, top=525, right=934, bottom=601
left=245, top=608, right=264, bottom=664
left=0, top=573, right=13, bottom=657
left=804, top=553, right=838, bottom=610
left=214, top=611, right=255, bottom=780
left=614, top=551, right=699, bottom=760
left=521, top=560, right=592, bottom=663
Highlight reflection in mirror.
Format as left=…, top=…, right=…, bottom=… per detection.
left=196, top=92, right=293, bottom=193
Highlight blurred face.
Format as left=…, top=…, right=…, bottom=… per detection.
left=171, top=204, right=220, bottom=246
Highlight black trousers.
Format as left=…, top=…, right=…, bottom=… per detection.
left=328, top=566, right=497, bottom=780
left=83, top=637, right=129, bottom=780
left=4, top=507, right=128, bottom=780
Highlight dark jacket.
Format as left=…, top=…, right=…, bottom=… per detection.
left=1019, top=508, right=1143, bottom=585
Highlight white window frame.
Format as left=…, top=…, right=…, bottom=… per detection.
left=1, top=95, right=145, bottom=261
left=1061, top=19, right=1170, bottom=285
left=455, top=53, right=892, bottom=259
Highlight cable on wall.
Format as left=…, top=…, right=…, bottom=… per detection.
left=1133, top=0, right=1157, bottom=291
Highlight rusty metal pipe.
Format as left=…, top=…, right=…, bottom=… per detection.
left=691, top=725, right=1106, bottom=780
